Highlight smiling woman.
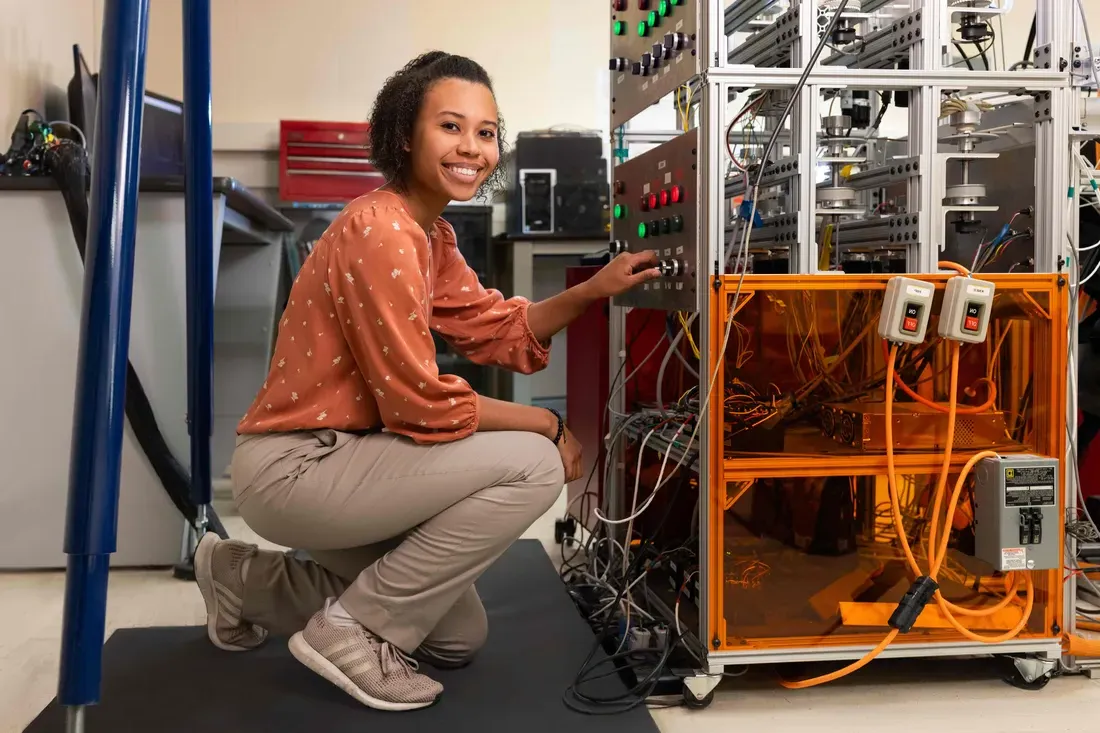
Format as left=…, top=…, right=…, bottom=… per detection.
left=368, top=51, right=509, bottom=211
left=192, top=51, right=661, bottom=713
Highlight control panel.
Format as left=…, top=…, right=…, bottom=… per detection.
left=973, top=455, right=1060, bottom=572
left=877, top=276, right=934, bottom=345
left=610, top=0, right=700, bottom=128
left=939, top=276, right=995, bottom=343
left=611, top=129, right=698, bottom=312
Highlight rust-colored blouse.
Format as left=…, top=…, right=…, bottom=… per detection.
left=236, top=190, right=549, bottom=444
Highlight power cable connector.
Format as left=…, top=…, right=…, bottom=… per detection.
left=889, top=576, right=940, bottom=633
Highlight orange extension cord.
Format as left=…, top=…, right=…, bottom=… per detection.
left=780, top=340, right=1035, bottom=689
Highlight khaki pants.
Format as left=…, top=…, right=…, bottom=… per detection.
left=230, top=428, right=564, bottom=662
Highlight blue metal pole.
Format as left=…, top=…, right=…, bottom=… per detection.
left=58, top=0, right=150, bottom=722
left=183, top=0, right=215, bottom=515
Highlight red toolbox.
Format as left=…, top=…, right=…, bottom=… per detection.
left=278, top=120, right=386, bottom=203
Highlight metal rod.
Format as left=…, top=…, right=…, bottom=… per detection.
left=66, top=706, right=85, bottom=733
left=183, top=0, right=215, bottom=517
left=58, top=0, right=150, bottom=719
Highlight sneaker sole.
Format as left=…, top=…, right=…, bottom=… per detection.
left=288, top=632, right=438, bottom=712
left=193, top=533, right=256, bottom=653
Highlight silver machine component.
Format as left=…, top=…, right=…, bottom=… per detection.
left=605, top=0, right=1090, bottom=692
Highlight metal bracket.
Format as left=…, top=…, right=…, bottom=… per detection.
left=684, top=671, right=723, bottom=700
left=1033, top=91, right=1054, bottom=123
left=1013, top=656, right=1058, bottom=684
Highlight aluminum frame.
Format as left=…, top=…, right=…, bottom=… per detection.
left=608, top=0, right=1088, bottom=678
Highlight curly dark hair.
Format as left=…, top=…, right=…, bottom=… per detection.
left=368, top=51, right=508, bottom=199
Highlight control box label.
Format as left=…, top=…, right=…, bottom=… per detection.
left=905, top=283, right=932, bottom=298
left=1002, top=547, right=1027, bottom=571
left=967, top=283, right=991, bottom=297
left=1003, top=465, right=1057, bottom=507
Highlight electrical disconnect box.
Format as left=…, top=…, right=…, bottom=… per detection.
left=973, top=455, right=1060, bottom=572
left=878, top=276, right=934, bottom=345
left=939, top=276, right=995, bottom=343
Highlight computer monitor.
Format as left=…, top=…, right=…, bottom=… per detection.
left=67, top=43, right=187, bottom=178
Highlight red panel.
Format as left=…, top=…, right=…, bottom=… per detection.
left=566, top=266, right=609, bottom=530
left=1081, top=411, right=1100, bottom=499
left=565, top=266, right=691, bottom=529
left=279, top=119, right=385, bottom=203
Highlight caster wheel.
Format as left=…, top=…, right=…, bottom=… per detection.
left=682, top=689, right=715, bottom=709
left=1000, top=658, right=1052, bottom=691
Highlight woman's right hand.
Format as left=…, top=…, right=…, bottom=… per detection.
left=557, top=424, right=583, bottom=483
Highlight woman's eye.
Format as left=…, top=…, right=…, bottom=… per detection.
left=442, top=122, right=459, bottom=131
left=480, top=130, right=496, bottom=139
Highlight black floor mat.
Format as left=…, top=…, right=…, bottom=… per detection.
left=26, top=540, right=658, bottom=733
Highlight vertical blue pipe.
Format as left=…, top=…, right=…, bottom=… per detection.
left=59, top=0, right=150, bottom=711
left=183, top=0, right=215, bottom=510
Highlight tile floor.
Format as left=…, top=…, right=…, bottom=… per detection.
left=2, top=491, right=1098, bottom=733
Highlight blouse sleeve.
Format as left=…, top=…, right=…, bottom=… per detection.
left=329, top=210, right=478, bottom=443
left=430, top=239, right=551, bottom=375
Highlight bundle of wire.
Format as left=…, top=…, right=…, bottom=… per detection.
left=779, top=326, right=1035, bottom=689
left=560, top=0, right=855, bottom=709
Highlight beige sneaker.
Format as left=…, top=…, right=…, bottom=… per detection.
left=193, top=532, right=268, bottom=652
left=289, top=600, right=443, bottom=711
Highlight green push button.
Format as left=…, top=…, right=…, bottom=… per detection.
left=614, top=203, right=628, bottom=219
left=637, top=21, right=648, bottom=37
left=659, top=0, right=670, bottom=17
left=637, top=221, right=648, bottom=238
left=613, top=20, right=625, bottom=35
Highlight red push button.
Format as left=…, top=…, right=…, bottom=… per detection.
left=670, top=184, right=684, bottom=203
left=964, top=316, right=979, bottom=332
left=647, top=192, right=659, bottom=210
left=903, top=317, right=918, bottom=333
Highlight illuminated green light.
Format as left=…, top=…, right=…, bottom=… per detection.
left=659, top=0, right=670, bottom=17
left=637, top=20, right=648, bottom=37
left=637, top=222, right=648, bottom=238
left=614, top=203, right=627, bottom=219
left=648, top=10, right=658, bottom=27
left=613, top=20, right=625, bottom=35
left=671, top=0, right=682, bottom=5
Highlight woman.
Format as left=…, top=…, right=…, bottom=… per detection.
left=193, top=51, right=659, bottom=712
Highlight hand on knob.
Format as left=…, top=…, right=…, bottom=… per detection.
left=586, top=251, right=661, bottom=298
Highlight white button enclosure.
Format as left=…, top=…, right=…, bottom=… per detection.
left=938, top=276, right=995, bottom=343
left=878, top=276, right=935, bottom=345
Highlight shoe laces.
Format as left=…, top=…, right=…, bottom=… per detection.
left=379, top=641, right=420, bottom=678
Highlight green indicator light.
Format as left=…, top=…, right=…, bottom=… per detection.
left=659, top=0, right=669, bottom=17
left=613, top=20, right=625, bottom=35
left=614, top=203, right=627, bottom=219
left=637, top=20, right=648, bottom=37
left=637, top=222, right=648, bottom=238
left=648, top=10, right=658, bottom=27
left=671, top=0, right=682, bottom=5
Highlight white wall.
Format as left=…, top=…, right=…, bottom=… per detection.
left=122, top=0, right=611, bottom=186
left=0, top=0, right=99, bottom=129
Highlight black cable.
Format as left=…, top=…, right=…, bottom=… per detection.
left=952, top=41, right=976, bottom=71
left=42, top=139, right=228, bottom=541
left=1022, top=14, right=1037, bottom=67
left=563, top=470, right=694, bottom=714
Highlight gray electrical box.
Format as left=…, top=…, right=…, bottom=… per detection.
left=973, top=455, right=1060, bottom=572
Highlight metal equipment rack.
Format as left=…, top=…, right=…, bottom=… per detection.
left=603, top=0, right=1099, bottom=703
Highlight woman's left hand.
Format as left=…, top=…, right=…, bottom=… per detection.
left=586, top=251, right=662, bottom=298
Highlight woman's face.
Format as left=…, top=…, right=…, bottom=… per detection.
left=406, top=78, right=500, bottom=203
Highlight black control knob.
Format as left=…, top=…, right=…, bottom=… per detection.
left=652, top=43, right=666, bottom=61
left=609, top=57, right=630, bottom=72
left=609, top=240, right=629, bottom=255
left=664, top=32, right=689, bottom=52
left=641, top=52, right=653, bottom=69
left=631, top=61, right=643, bottom=76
